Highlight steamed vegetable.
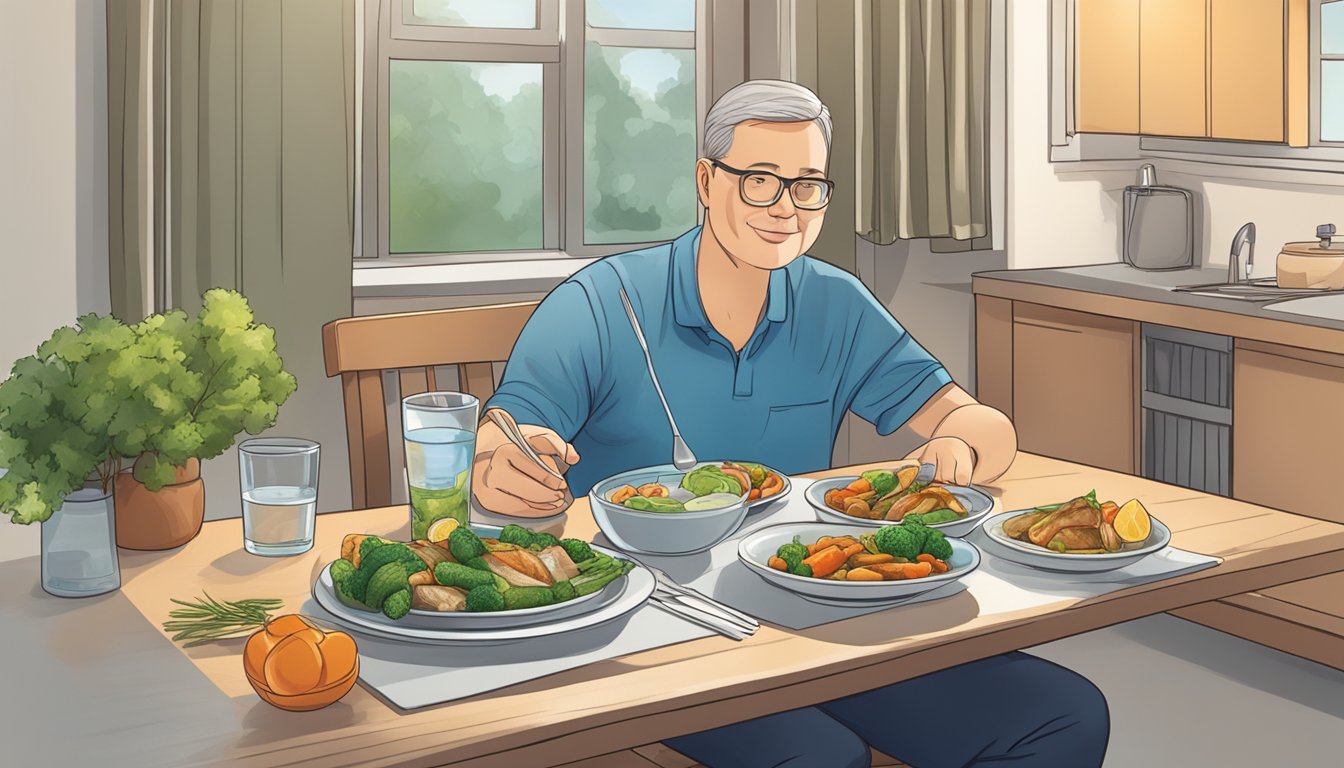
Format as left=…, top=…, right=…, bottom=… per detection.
left=861, top=469, right=898, bottom=497
left=680, top=465, right=742, bottom=497
left=624, top=495, right=686, bottom=513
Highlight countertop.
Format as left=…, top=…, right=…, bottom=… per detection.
left=973, top=263, right=1344, bottom=352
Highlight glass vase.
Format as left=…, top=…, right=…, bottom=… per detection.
left=41, top=485, right=121, bottom=597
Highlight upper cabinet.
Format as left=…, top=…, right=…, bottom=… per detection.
left=1076, top=0, right=1139, bottom=134
left=1075, top=0, right=1309, bottom=145
left=1211, top=0, right=1286, bottom=142
left=1139, top=0, right=1208, bottom=138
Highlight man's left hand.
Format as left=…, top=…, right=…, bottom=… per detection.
left=904, top=437, right=975, bottom=485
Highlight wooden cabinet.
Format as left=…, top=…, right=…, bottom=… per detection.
left=1139, top=0, right=1208, bottom=137
left=1076, top=0, right=1139, bottom=134
left=1211, top=0, right=1285, bottom=142
left=1233, top=339, right=1344, bottom=525
left=1010, top=303, right=1139, bottom=474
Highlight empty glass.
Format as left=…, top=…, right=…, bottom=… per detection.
left=238, top=438, right=320, bottom=556
left=403, top=392, right=479, bottom=540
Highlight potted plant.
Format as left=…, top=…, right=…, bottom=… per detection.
left=0, top=315, right=141, bottom=596
left=113, top=289, right=297, bottom=550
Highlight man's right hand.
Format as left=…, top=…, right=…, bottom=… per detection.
left=472, top=418, right=580, bottom=518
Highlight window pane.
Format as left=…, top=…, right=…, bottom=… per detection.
left=587, top=0, right=694, bottom=31
left=584, top=43, right=697, bottom=245
left=407, top=0, right=536, bottom=29
left=1324, top=1, right=1344, bottom=54
left=1324, top=61, right=1344, bottom=142
left=389, top=61, right=544, bottom=253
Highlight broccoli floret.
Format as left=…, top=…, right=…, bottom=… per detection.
left=465, top=585, right=505, bottom=612
left=499, top=524, right=536, bottom=548
left=448, top=526, right=488, bottom=563
left=776, top=536, right=809, bottom=572
left=789, top=563, right=813, bottom=578
left=874, top=525, right=922, bottom=561
left=359, top=536, right=387, bottom=564
left=329, top=558, right=356, bottom=587
left=382, top=589, right=411, bottom=620
left=551, top=579, right=577, bottom=602
left=911, top=523, right=953, bottom=561
left=531, top=532, right=561, bottom=550
left=560, top=538, right=595, bottom=564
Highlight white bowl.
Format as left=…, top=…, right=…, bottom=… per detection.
left=737, top=522, right=981, bottom=601
left=805, top=473, right=995, bottom=538
left=979, top=509, right=1172, bottom=573
left=589, top=463, right=751, bottom=555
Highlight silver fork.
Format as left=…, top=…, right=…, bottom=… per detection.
left=618, top=285, right=698, bottom=471
left=645, top=565, right=759, bottom=633
left=650, top=592, right=752, bottom=641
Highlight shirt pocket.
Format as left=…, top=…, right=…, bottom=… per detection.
left=765, top=400, right=834, bottom=439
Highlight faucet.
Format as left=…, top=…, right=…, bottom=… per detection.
left=1229, top=222, right=1255, bottom=284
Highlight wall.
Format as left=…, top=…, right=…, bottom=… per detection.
left=0, top=0, right=111, bottom=372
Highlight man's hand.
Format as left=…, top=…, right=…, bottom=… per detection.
left=904, top=436, right=975, bottom=485
left=472, top=419, right=580, bottom=518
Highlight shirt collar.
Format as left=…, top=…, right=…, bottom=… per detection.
left=670, top=225, right=796, bottom=331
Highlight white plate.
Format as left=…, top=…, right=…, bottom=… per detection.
left=313, top=528, right=631, bottom=630
left=805, top=465, right=995, bottom=537
left=312, top=557, right=656, bottom=645
left=979, top=508, right=1172, bottom=573
left=737, top=522, right=981, bottom=602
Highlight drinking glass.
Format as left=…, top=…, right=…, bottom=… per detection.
left=403, top=392, right=479, bottom=540
left=238, top=438, right=320, bottom=556
left=41, top=485, right=121, bottom=597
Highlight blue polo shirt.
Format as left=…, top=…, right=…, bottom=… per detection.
left=486, top=226, right=953, bottom=495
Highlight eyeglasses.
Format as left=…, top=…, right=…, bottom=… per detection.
left=711, top=161, right=834, bottom=211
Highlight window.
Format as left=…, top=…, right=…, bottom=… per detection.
left=1317, top=0, right=1344, bottom=143
left=361, top=0, right=704, bottom=262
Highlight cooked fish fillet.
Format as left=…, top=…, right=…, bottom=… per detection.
left=411, top=585, right=467, bottom=612
left=537, top=545, right=581, bottom=582
left=1050, top=526, right=1105, bottom=550
left=1003, top=511, right=1048, bottom=540
left=483, top=552, right=552, bottom=587
left=1028, top=500, right=1101, bottom=547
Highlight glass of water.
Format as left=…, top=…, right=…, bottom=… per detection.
left=403, top=392, right=478, bottom=540
left=238, top=438, right=320, bottom=556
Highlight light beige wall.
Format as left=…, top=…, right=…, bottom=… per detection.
left=0, top=0, right=110, bottom=372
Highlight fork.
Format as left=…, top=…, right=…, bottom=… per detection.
left=645, top=565, right=760, bottom=633
left=649, top=592, right=752, bottom=641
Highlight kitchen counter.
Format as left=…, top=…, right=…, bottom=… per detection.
left=973, top=263, right=1344, bottom=351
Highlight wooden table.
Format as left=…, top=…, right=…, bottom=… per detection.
left=39, top=454, right=1344, bottom=767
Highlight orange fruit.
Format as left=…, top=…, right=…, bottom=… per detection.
left=265, top=613, right=314, bottom=641
left=243, top=629, right=279, bottom=681
left=316, top=631, right=359, bottom=687
left=263, top=630, right=325, bottom=696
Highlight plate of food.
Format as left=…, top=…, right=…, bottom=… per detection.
left=313, top=523, right=637, bottom=631
left=980, top=492, right=1170, bottom=572
left=805, top=462, right=994, bottom=537
left=738, top=521, right=981, bottom=602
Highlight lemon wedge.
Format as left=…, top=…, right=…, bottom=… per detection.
left=1113, top=499, right=1151, bottom=543
left=426, top=516, right=461, bottom=542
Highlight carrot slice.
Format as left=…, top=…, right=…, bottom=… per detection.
left=846, top=478, right=871, bottom=494
left=802, top=546, right=848, bottom=578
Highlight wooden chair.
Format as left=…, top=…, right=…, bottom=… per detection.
left=321, top=301, right=539, bottom=509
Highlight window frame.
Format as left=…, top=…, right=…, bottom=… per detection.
left=358, top=0, right=708, bottom=264
left=1313, top=0, right=1344, bottom=146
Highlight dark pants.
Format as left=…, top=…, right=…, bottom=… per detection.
left=664, top=652, right=1109, bottom=768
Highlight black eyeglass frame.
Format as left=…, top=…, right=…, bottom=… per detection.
left=710, top=160, right=835, bottom=210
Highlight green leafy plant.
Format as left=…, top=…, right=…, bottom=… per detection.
left=0, top=289, right=297, bottom=524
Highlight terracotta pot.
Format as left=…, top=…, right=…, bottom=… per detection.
left=114, top=458, right=206, bottom=550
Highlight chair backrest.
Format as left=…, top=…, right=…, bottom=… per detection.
left=321, top=301, right=539, bottom=509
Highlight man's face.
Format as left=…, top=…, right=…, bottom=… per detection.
left=696, top=120, right=830, bottom=270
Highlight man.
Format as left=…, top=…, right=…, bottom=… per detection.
left=474, top=80, right=1108, bottom=767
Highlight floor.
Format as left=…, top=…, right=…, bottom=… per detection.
left=567, top=614, right=1344, bottom=768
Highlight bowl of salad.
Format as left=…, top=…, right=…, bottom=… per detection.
left=589, top=463, right=754, bottom=555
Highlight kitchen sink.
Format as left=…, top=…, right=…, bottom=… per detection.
left=1171, top=277, right=1344, bottom=302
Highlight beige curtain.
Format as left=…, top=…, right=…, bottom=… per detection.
left=856, top=0, right=990, bottom=245
left=106, top=0, right=357, bottom=514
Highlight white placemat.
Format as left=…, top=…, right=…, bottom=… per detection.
left=328, top=479, right=1222, bottom=709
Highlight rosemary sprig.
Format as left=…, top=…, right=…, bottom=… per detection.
left=162, top=592, right=285, bottom=647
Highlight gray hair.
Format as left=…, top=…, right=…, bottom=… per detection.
left=702, top=80, right=832, bottom=161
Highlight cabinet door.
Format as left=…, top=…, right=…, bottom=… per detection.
left=1012, top=304, right=1137, bottom=474
left=1140, top=0, right=1208, bottom=137
left=1211, top=0, right=1285, bottom=142
left=1076, top=0, right=1140, bottom=133
left=1233, top=340, right=1344, bottom=524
